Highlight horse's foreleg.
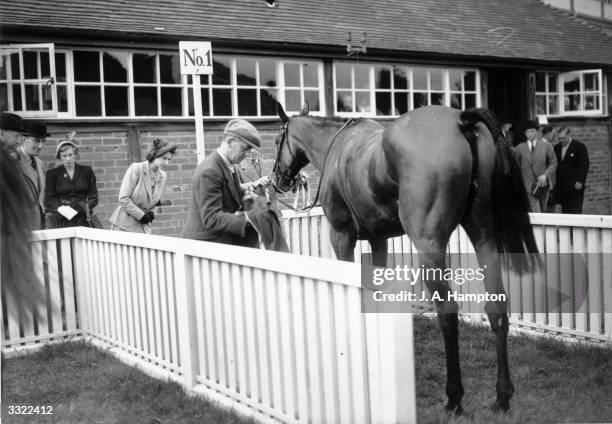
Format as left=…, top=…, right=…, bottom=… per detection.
left=462, top=219, right=514, bottom=412
left=330, top=227, right=357, bottom=262
left=368, top=238, right=388, bottom=267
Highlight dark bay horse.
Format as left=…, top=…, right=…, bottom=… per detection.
left=272, top=103, right=540, bottom=413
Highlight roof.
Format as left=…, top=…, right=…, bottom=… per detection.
left=2, top=0, right=612, bottom=67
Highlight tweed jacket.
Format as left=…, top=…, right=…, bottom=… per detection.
left=15, top=150, right=45, bottom=230
left=109, top=161, right=167, bottom=233
left=514, top=138, right=557, bottom=194
left=182, top=151, right=256, bottom=246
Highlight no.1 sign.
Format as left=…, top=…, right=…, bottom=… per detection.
left=179, top=41, right=213, bottom=75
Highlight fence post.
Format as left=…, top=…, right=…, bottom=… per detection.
left=174, top=251, right=199, bottom=388
left=73, top=237, right=90, bottom=335
left=365, top=312, right=417, bottom=424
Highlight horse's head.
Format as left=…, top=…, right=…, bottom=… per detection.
left=272, top=102, right=310, bottom=192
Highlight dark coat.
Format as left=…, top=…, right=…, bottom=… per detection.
left=182, top=151, right=257, bottom=247
left=553, top=139, right=589, bottom=205
left=15, top=150, right=45, bottom=230
left=44, top=164, right=98, bottom=228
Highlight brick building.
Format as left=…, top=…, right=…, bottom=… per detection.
left=1, top=0, right=611, bottom=236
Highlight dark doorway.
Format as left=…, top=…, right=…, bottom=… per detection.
left=486, top=68, right=529, bottom=146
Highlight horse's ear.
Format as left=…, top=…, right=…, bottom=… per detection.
left=299, top=102, right=309, bottom=116
left=277, top=102, right=289, bottom=123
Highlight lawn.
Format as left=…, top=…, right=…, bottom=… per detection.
left=1, top=316, right=611, bottom=424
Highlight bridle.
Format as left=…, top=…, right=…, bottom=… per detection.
left=272, top=116, right=354, bottom=212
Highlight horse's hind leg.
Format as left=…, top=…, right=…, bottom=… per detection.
left=462, top=212, right=514, bottom=412
left=329, top=226, right=357, bottom=262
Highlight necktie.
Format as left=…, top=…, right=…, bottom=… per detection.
left=529, top=141, right=534, bottom=153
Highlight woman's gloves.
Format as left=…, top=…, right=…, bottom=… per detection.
left=139, top=211, right=155, bottom=224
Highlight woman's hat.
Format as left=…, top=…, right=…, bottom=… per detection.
left=55, top=140, right=79, bottom=159
left=147, top=138, right=177, bottom=160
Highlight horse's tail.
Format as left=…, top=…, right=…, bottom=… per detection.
left=459, top=108, right=541, bottom=274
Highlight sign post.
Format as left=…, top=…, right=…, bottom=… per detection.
left=179, top=41, right=213, bottom=164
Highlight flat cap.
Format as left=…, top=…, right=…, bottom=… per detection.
left=23, top=120, right=50, bottom=138
left=224, top=119, right=261, bottom=149
left=0, top=112, right=23, bottom=132
left=524, top=120, right=539, bottom=130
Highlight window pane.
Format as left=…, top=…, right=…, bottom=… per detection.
left=260, top=89, right=277, bottom=116
left=134, top=86, right=158, bottom=116
left=12, top=84, right=22, bottom=110
left=40, top=52, right=50, bottom=79
left=133, top=53, right=156, bottom=83
left=187, top=88, right=210, bottom=116
left=0, top=54, right=8, bottom=79
left=413, top=68, right=427, bottom=90
left=375, top=67, right=391, bottom=89
left=25, top=84, right=39, bottom=110
left=335, top=63, right=352, bottom=89
left=583, top=73, right=599, bottom=91
left=535, top=73, right=546, bottom=92
left=284, top=63, right=300, bottom=87
left=42, top=84, right=52, bottom=110
left=584, top=94, right=598, bottom=110
left=0, top=83, right=7, bottom=111
left=74, top=51, right=100, bottom=82
left=464, top=93, right=476, bottom=109
left=161, top=87, right=182, bottom=116
left=430, top=69, right=443, bottom=91
left=104, top=86, right=128, bottom=116
left=236, top=58, right=256, bottom=86
left=103, top=52, right=128, bottom=83
left=548, top=95, right=559, bottom=114
left=10, top=53, right=19, bottom=79
left=413, top=92, right=427, bottom=109
left=212, top=88, right=232, bottom=115
left=563, top=73, right=580, bottom=94
left=285, top=89, right=301, bottom=111
left=393, top=67, right=408, bottom=90
left=304, top=90, right=320, bottom=112
left=548, top=74, right=558, bottom=93
left=464, top=71, right=476, bottom=91
left=57, top=85, right=68, bottom=112
left=212, top=57, right=231, bottom=85
left=564, top=94, right=580, bottom=111
left=450, top=93, right=462, bottom=109
left=394, top=92, right=408, bottom=114
left=23, top=51, right=38, bottom=79
left=260, top=59, right=276, bottom=88
left=354, top=64, right=369, bottom=89
left=237, top=88, right=257, bottom=115
left=75, top=86, right=101, bottom=116
left=160, top=54, right=181, bottom=84
left=431, top=92, right=445, bottom=105
left=336, top=91, right=352, bottom=112
left=449, top=70, right=464, bottom=92
left=55, top=53, right=66, bottom=83
left=303, top=63, right=318, bottom=87
left=375, top=92, right=391, bottom=115
left=535, top=95, right=546, bottom=115
left=355, top=91, right=370, bottom=113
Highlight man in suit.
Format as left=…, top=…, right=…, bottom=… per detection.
left=182, top=119, right=269, bottom=246
left=553, top=127, right=589, bottom=214
left=514, top=120, right=557, bottom=213
left=16, top=120, right=48, bottom=230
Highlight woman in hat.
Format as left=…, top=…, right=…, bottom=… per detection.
left=109, top=138, right=177, bottom=233
left=44, top=136, right=99, bottom=228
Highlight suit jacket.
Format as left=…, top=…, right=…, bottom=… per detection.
left=514, top=138, right=557, bottom=195
left=182, top=151, right=256, bottom=246
left=15, top=150, right=45, bottom=230
left=109, top=161, right=167, bottom=233
left=44, top=164, right=98, bottom=227
left=554, top=139, right=589, bottom=199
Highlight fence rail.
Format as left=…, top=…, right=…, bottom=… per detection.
left=282, top=208, right=612, bottom=344
left=2, top=227, right=417, bottom=424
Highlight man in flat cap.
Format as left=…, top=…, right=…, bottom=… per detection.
left=514, top=119, right=557, bottom=212
left=182, top=119, right=269, bottom=246
left=0, top=111, right=25, bottom=158
left=16, top=120, right=48, bottom=229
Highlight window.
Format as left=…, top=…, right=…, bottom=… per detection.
left=0, top=44, right=57, bottom=116
left=334, top=62, right=479, bottom=117
left=535, top=69, right=606, bottom=116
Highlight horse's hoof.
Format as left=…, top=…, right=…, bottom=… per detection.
left=491, top=399, right=510, bottom=413
left=445, top=403, right=463, bottom=415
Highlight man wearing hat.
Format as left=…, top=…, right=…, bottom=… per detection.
left=182, top=119, right=269, bottom=246
left=0, top=112, right=25, bottom=157
left=16, top=120, right=48, bottom=229
left=514, top=119, right=557, bottom=212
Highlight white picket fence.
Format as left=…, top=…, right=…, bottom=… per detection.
left=1, top=226, right=417, bottom=424
left=282, top=208, right=612, bottom=344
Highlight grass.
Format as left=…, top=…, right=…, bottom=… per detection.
left=1, top=341, right=255, bottom=424
left=1, top=318, right=611, bottom=424
left=414, top=315, right=612, bottom=424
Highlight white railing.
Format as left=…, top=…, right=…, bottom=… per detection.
left=2, top=227, right=417, bottom=424
left=282, top=208, right=612, bottom=344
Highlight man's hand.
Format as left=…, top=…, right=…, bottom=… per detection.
left=252, top=175, right=270, bottom=188
left=537, top=175, right=548, bottom=187
left=574, top=182, right=583, bottom=190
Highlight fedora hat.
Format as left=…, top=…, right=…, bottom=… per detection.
left=0, top=112, right=23, bottom=132
left=23, top=120, right=50, bottom=138
left=524, top=120, right=539, bottom=130
left=224, top=119, right=262, bottom=150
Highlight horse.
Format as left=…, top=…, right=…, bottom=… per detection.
left=271, top=103, right=540, bottom=414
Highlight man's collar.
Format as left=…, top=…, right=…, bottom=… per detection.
left=216, top=146, right=235, bottom=173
